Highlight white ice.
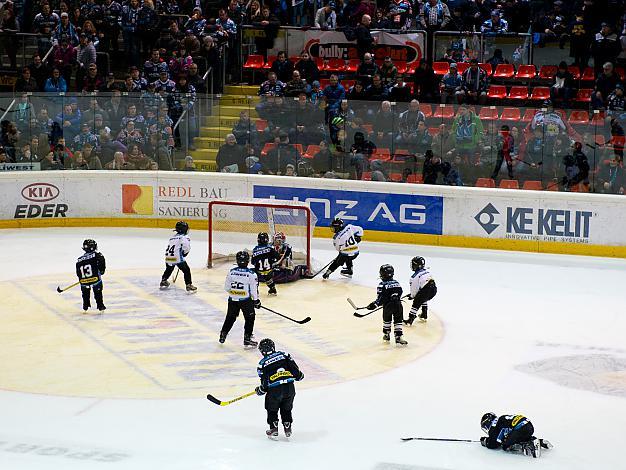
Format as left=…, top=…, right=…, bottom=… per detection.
left=1, top=227, right=625, bottom=470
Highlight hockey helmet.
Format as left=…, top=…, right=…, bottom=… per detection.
left=82, top=239, right=97, bottom=252
left=411, top=256, right=425, bottom=271
left=259, top=338, right=275, bottom=356
left=258, top=232, right=270, bottom=245
left=330, top=217, right=344, bottom=233
left=273, top=231, right=286, bottom=247
left=175, top=220, right=189, bottom=235
left=379, top=264, right=394, bottom=281
left=481, top=412, right=497, bottom=434
left=236, top=250, right=249, bottom=268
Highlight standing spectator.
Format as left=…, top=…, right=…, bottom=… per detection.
left=75, top=34, right=97, bottom=91
left=592, top=22, right=621, bottom=76
left=440, top=63, right=463, bottom=104
left=137, top=0, right=160, bottom=56
left=419, top=0, right=451, bottom=61
left=0, top=3, right=19, bottom=70
left=53, top=11, right=79, bottom=47
left=550, top=61, right=575, bottom=108
left=51, top=38, right=76, bottom=86
left=144, top=49, right=169, bottom=84
left=355, top=14, right=375, bottom=60
left=322, top=74, right=346, bottom=121
left=232, top=111, right=259, bottom=147
left=252, top=6, right=280, bottom=58
left=184, top=8, right=206, bottom=37
left=271, top=52, right=295, bottom=84
left=597, top=157, right=624, bottom=193
left=101, top=0, right=122, bottom=56
left=28, top=54, right=50, bottom=91
left=33, top=3, right=59, bottom=55
left=295, top=51, right=320, bottom=83
left=481, top=10, right=508, bottom=33
left=422, top=150, right=442, bottom=184
left=460, top=58, right=488, bottom=105
left=121, top=0, right=141, bottom=66
left=413, top=59, right=439, bottom=102
left=315, top=2, right=337, bottom=29
left=569, top=13, right=590, bottom=70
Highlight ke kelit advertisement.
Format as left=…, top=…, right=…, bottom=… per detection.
left=253, top=185, right=443, bottom=235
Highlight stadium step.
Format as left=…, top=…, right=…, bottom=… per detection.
left=217, top=95, right=260, bottom=106
left=189, top=148, right=218, bottom=159
left=223, top=85, right=258, bottom=96
left=215, top=105, right=258, bottom=118
left=194, top=137, right=224, bottom=149
left=199, top=127, right=231, bottom=138
left=203, top=115, right=241, bottom=127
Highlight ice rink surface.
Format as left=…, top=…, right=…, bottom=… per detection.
left=1, top=227, right=625, bottom=470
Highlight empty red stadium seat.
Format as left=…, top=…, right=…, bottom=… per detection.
left=313, top=57, right=324, bottom=70
left=567, top=66, right=581, bottom=80
left=509, top=86, right=529, bottom=100
left=293, top=143, right=304, bottom=155
left=361, top=124, right=373, bottom=134
left=407, top=173, right=423, bottom=183
left=569, top=110, right=589, bottom=125
left=419, top=103, right=433, bottom=118
left=433, top=62, right=450, bottom=76
left=499, top=179, right=520, bottom=189
left=530, top=86, right=550, bottom=101
left=595, top=135, right=607, bottom=146
left=345, top=59, right=360, bottom=72
left=406, top=61, right=419, bottom=74
left=261, top=142, right=276, bottom=156
left=244, top=54, right=265, bottom=69
left=494, top=64, right=515, bottom=79
left=581, top=67, right=595, bottom=82
left=479, top=63, right=492, bottom=75
left=591, top=112, right=606, bottom=127
left=522, top=108, right=539, bottom=122
left=390, top=173, right=404, bottom=182
left=522, top=180, right=543, bottom=191
left=478, top=106, right=499, bottom=121
left=487, top=85, right=507, bottom=100
left=342, top=79, right=355, bottom=90
left=456, top=62, right=470, bottom=74
left=428, top=126, right=440, bottom=136
left=616, top=67, right=626, bottom=80
left=516, top=65, right=537, bottom=79
left=500, top=107, right=521, bottom=121
left=326, top=58, right=346, bottom=72
left=395, top=61, right=408, bottom=74
left=475, top=178, right=496, bottom=188
left=373, top=148, right=391, bottom=160
left=575, top=89, right=593, bottom=103
left=539, top=65, right=557, bottom=79
left=303, top=144, right=320, bottom=158
left=433, top=104, right=455, bottom=119
left=362, top=172, right=372, bottom=181
left=255, top=119, right=268, bottom=132
left=263, top=56, right=276, bottom=69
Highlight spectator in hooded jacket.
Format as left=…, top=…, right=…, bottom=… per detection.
left=315, top=2, right=337, bottom=29
left=592, top=22, right=622, bottom=76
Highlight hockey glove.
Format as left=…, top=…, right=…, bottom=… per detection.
left=480, top=437, right=487, bottom=447
left=297, top=371, right=304, bottom=381
left=367, top=302, right=378, bottom=310
left=255, top=386, right=266, bottom=396
left=254, top=299, right=262, bottom=309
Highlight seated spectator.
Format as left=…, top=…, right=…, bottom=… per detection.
left=40, top=149, right=65, bottom=170
left=153, top=69, right=176, bottom=94
left=597, top=157, right=624, bottom=194
left=379, top=56, right=398, bottom=86
left=372, top=8, right=392, bottom=30
left=389, top=75, right=412, bottom=102
left=290, top=93, right=323, bottom=146
left=256, top=71, right=286, bottom=116
left=440, top=63, right=463, bottom=104
left=328, top=129, right=352, bottom=179
left=356, top=53, right=379, bottom=87
left=347, top=80, right=367, bottom=101
left=364, top=74, right=389, bottom=102
left=370, top=160, right=388, bottom=182
left=76, top=33, right=97, bottom=90
left=309, top=80, right=324, bottom=106
left=387, top=0, right=412, bottom=29
left=397, top=99, right=425, bottom=140
left=120, top=104, right=146, bottom=132
left=183, top=155, right=196, bottom=171
left=433, top=123, right=454, bottom=156
left=55, top=103, right=81, bottom=142
left=329, top=99, right=354, bottom=143
left=169, top=44, right=194, bottom=78
left=130, top=66, right=148, bottom=90
left=422, top=150, right=442, bottom=184
left=271, top=51, right=294, bottom=83
left=315, top=2, right=337, bottom=29
left=311, top=140, right=333, bottom=175
left=460, top=58, right=488, bottom=105
left=144, top=49, right=169, bottom=83
left=373, top=100, right=395, bottom=146
left=451, top=106, right=484, bottom=158
left=259, top=96, right=290, bottom=140
left=295, top=51, right=320, bottom=83
left=187, top=62, right=205, bottom=94
left=82, top=63, right=104, bottom=92
left=592, top=22, right=621, bottom=76
left=561, top=142, right=590, bottom=190
left=412, top=121, right=433, bottom=155
left=14, top=67, right=39, bottom=93
left=607, top=83, right=626, bottom=119
left=74, top=122, right=99, bottom=149
left=284, top=70, right=310, bottom=97
left=28, top=54, right=50, bottom=91
left=265, top=131, right=300, bottom=175
left=69, top=150, right=90, bottom=170
left=43, top=66, right=68, bottom=94
left=13, top=94, right=36, bottom=133
left=81, top=143, right=103, bottom=169
left=216, top=133, right=245, bottom=172
left=127, top=143, right=158, bottom=170
left=441, top=160, right=463, bottom=185
left=526, top=100, right=581, bottom=144
left=481, top=10, right=508, bottom=34
left=51, top=37, right=76, bottom=85
left=593, top=62, right=623, bottom=109
left=105, top=151, right=135, bottom=170
left=550, top=61, right=575, bottom=108
left=144, top=132, right=173, bottom=170
left=117, top=120, right=145, bottom=147
left=413, top=59, right=439, bottom=102
left=232, top=111, right=259, bottom=147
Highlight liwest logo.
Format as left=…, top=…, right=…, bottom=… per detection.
left=475, top=203, right=593, bottom=241
left=253, top=185, right=443, bottom=235
left=122, top=185, right=153, bottom=215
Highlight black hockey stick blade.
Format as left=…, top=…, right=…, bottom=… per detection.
left=261, top=306, right=311, bottom=324
left=303, top=260, right=333, bottom=279
left=206, top=390, right=257, bottom=406
left=401, top=437, right=480, bottom=443
left=354, top=294, right=409, bottom=318
left=57, top=281, right=80, bottom=293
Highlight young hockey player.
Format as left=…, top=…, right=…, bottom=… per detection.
left=252, top=232, right=279, bottom=295
left=480, top=412, right=552, bottom=458
left=366, top=264, right=407, bottom=345
left=76, top=239, right=106, bottom=312
left=255, top=338, right=304, bottom=439
left=405, top=256, right=437, bottom=325
left=272, top=232, right=307, bottom=283
left=220, top=251, right=260, bottom=347
left=323, top=218, right=364, bottom=279
left=160, top=221, right=196, bottom=292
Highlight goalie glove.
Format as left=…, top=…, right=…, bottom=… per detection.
left=254, top=299, right=262, bottom=309
left=296, top=371, right=304, bottom=381
left=367, top=301, right=378, bottom=310
left=255, top=385, right=266, bottom=396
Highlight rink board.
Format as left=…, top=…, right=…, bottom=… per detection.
left=1, top=171, right=625, bottom=258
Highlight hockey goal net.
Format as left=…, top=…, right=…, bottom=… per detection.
left=208, top=199, right=317, bottom=269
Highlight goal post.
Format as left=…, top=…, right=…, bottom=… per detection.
left=208, top=199, right=316, bottom=269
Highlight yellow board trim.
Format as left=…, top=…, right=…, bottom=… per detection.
left=1, top=217, right=625, bottom=259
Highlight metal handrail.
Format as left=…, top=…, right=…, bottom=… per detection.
left=0, top=99, right=16, bottom=122
left=42, top=43, right=55, bottom=64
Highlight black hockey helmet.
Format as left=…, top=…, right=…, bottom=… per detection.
left=259, top=338, right=275, bottom=356
left=82, top=239, right=97, bottom=252
left=236, top=250, right=249, bottom=268
left=379, top=264, right=394, bottom=281
left=481, top=412, right=497, bottom=434
left=258, top=232, right=269, bottom=245
left=330, top=217, right=344, bottom=233
left=175, top=220, right=189, bottom=235
left=411, top=256, right=425, bottom=271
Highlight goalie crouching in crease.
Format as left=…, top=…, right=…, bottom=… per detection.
left=271, top=232, right=309, bottom=284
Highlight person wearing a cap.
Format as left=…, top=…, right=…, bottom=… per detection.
left=592, top=22, right=621, bottom=76
left=440, top=62, right=463, bottom=104
left=153, top=69, right=176, bottom=94
left=481, top=9, right=508, bottom=34
left=607, top=83, right=626, bottom=119
left=53, top=11, right=79, bottom=46
left=314, top=2, right=336, bottom=30
left=74, top=122, right=99, bottom=150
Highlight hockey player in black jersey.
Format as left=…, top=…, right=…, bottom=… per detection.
left=405, top=256, right=437, bottom=325
left=255, top=338, right=304, bottom=439
left=76, top=239, right=106, bottom=312
left=220, top=251, right=260, bottom=347
left=480, top=412, right=552, bottom=458
left=251, top=232, right=279, bottom=295
left=367, top=264, right=407, bottom=345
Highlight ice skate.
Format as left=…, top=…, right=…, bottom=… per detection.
left=340, top=268, right=353, bottom=278
left=283, top=422, right=292, bottom=438
left=383, top=332, right=390, bottom=342
left=159, top=280, right=170, bottom=289
left=418, top=315, right=427, bottom=323
left=268, top=285, right=277, bottom=296
left=186, top=284, right=197, bottom=293
left=244, top=335, right=258, bottom=347
left=539, top=439, right=553, bottom=450
left=266, top=421, right=279, bottom=439
left=395, top=335, right=408, bottom=345
left=322, top=270, right=331, bottom=280
left=97, top=305, right=106, bottom=313
left=403, top=314, right=416, bottom=326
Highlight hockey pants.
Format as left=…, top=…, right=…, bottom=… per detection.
left=257, top=270, right=275, bottom=289
left=162, top=261, right=192, bottom=285
left=412, top=281, right=437, bottom=311
left=273, top=265, right=304, bottom=284
left=328, top=252, right=359, bottom=273
left=221, top=299, right=255, bottom=337
left=81, top=282, right=104, bottom=310
left=502, top=422, right=535, bottom=451
left=265, top=382, right=296, bottom=425
left=383, top=301, right=404, bottom=337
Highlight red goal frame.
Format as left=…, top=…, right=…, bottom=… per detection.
left=207, top=200, right=313, bottom=268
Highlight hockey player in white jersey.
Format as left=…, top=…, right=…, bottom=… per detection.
left=160, top=221, right=197, bottom=292
left=323, top=218, right=364, bottom=279
left=404, top=256, right=437, bottom=325
left=220, top=251, right=261, bottom=347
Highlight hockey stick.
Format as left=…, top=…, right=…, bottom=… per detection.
left=173, top=267, right=180, bottom=283
left=56, top=281, right=80, bottom=293
left=206, top=390, right=256, bottom=406
left=346, top=297, right=367, bottom=310
left=303, top=259, right=333, bottom=279
left=260, top=305, right=311, bottom=324
left=401, top=437, right=480, bottom=443
left=514, top=157, right=542, bottom=167
left=353, top=294, right=410, bottom=318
